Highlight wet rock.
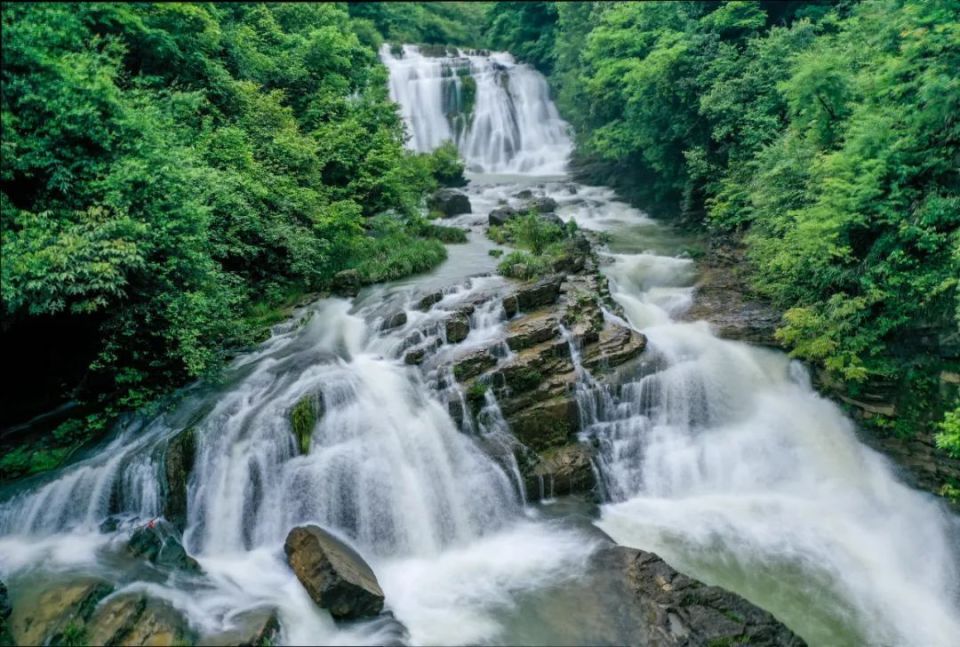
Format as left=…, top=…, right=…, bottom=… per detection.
left=502, top=275, right=564, bottom=316
left=509, top=396, right=579, bottom=451
left=452, top=349, right=497, bottom=381
left=163, top=426, right=196, bottom=531
left=0, top=580, right=11, bottom=647
left=515, top=189, right=534, bottom=199
left=488, top=206, right=518, bottom=227
left=10, top=578, right=113, bottom=646
left=404, top=346, right=427, bottom=365
left=524, top=443, right=596, bottom=501
left=86, top=593, right=195, bottom=647
left=526, top=196, right=558, bottom=213
left=332, top=269, right=362, bottom=297
left=416, top=291, right=443, bottom=311
left=613, top=546, right=803, bottom=646
left=201, top=606, right=280, bottom=647
left=127, top=519, right=202, bottom=574
left=381, top=311, right=407, bottom=331
left=285, top=525, right=385, bottom=620
left=445, top=313, right=471, bottom=344
left=429, top=188, right=471, bottom=217
left=581, top=323, right=646, bottom=372
left=544, top=546, right=804, bottom=646
left=506, top=309, right=560, bottom=352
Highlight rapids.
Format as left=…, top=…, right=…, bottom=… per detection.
left=1, top=45, right=959, bottom=647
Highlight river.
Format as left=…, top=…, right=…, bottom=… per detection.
left=1, top=44, right=958, bottom=647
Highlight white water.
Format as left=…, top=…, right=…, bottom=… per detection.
left=381, top=45, right=571, bottom=174
left=2, top=44, right=959, bottom=647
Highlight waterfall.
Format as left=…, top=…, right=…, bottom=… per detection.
left=381, top=45, right=571, bottom=175
left=558, top=194, right=960, bottom=646
left=3, top=40, right=960, bottom=647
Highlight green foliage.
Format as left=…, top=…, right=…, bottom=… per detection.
left=507, top=212, right=565, bottom=255
left=486, top=2, right=559, bottom=73
left=349, top=2, right=491, bottom=47
left=497, top=251, right=552, bottom=280
left=937, top=408, right=960, bottom=459
left=1, top=3, right=455, bottom=464
left=425, top=141, right=468, bottom=187
left=490, top=0, right=960, bottom=425
left=290, top=395, right=318, bottom=455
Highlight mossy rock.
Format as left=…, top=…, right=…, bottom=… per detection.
left=291, top=394, right=324, bottom=456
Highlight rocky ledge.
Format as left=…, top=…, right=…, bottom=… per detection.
left=423, top=241, right=645, bottom=502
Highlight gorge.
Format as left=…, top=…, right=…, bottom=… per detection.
left=1, top=42, right=959, bottom=647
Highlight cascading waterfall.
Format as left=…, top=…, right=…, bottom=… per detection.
left=2, top=41, right=959, bottom=647
left=381, top=44, right=571, bottom=175
left=561, top=205, right=960, bottom=646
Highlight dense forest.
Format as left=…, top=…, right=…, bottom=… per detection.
left=1, top=1, right=958, bottom=485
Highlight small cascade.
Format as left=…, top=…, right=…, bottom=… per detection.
left=381, top=44, right=571, bottom=174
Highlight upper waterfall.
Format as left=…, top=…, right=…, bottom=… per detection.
left=381, top=44, right=572, bottom=175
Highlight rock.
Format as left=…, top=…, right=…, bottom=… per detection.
left=614, top=546, right=803, bottom=646
left=200, top=606, right=280, bottom=647
left=488, top=206, right=518, bottom=227
left=429, top=188, right=471, bottom=217
left=452, top=349, right=497, bottom=381
left=581, top=323, right=646, bottom=372
left=545, top=546, right=803, bottom=646
left=515, top=189, right=534, bottom=199
left=524, top=443, right=596, bottom=501
left=381, top=311, right=407, bottom=331
left=416, top=291, right=443, bottom=311
left=127, top=519, right=202, bottom=574
left=0, top=580, right=12, bottom=647
left=163, top=427, right=196, bottom=531
left=445, top=313, right=471, bottom=344
left=526, top=196, right=558, bottom=213
left=86, top=593, right=195, bottom=647
left=291, top=393, right=324, bottom=456
left=284, top=525, right=385, bottom=620
left=502, top=275, right=564, bottom=317
left=509, top=396, right=579, bottom=451
left=506, top=309, right=560, bottom=351
left=10, top=578, right=113, bottom=646
left=404, top=346, right=427, bottom=365
left=332, top=269, right=362, bottom=297
left=539, top=212, right=564, bottom=228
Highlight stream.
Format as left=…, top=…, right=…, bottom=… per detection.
left=1, top=44, right=959, bottom=647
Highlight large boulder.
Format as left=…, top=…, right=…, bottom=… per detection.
left=163, top=427, right=196, bottom=531
left=86, top=593, right=195, bottom=647
left=128, top=519, right=202, bottom=574
left=429, top=189, right=472, bottom=217
left=9, top=578, right=113, bottom=646
left=284, top=525, right=385, bottom=620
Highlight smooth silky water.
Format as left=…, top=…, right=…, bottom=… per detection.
left=2, top=44, right=960, bottom=647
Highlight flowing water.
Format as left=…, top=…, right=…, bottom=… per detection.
left=2, top=46, right=959, bottom=646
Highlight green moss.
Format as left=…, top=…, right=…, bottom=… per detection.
left=290, top=396, right=318, bottom=455
left=488, top=248, right=504, bottom=258
left=505, top=368, right=543, bottom=393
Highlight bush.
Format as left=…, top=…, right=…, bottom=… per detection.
left=497, top=251, right=552, bottom=280
left=426, top=140, right=468, bottom=187
left=506, top=211, right=565, bottom=255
